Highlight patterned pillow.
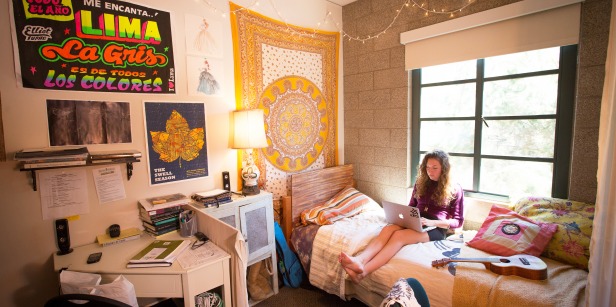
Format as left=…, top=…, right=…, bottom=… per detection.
left=300, top=187, right=372, bottom=225
left=513, top=196, right=594, bottom=270
left=467, top=205, right=558, bottom=257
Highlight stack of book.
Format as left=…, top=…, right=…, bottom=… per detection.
left=14, top=147, right=89, bottom=169
left=126, top=239, right=191, bottom=268
left=138, top=193, right=191, bottom=237
left=191, top=189, right=233, bottom=208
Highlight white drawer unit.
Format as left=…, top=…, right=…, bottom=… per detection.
left=191, top=191, right=279, bottom=303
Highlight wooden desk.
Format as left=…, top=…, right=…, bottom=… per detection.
left=53, top=232, right=231, bottom=307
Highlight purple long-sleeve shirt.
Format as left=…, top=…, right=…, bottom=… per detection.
left=408, top=180, right=464, bottom=229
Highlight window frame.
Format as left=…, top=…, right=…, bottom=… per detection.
left=410, top=45, right=578, bottom=200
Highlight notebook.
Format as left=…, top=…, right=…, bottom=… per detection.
left=382, top=200, right=436, bottom=232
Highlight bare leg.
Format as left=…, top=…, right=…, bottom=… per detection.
left=339, top=224, right=401, bottom=274
left=345, top=228, right=429, bottom=283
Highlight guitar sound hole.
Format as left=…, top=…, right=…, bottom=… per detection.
left=500, top=258, right=511, bottom=263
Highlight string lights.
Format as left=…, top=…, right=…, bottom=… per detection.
left=196, top=0, right=477, bottom=42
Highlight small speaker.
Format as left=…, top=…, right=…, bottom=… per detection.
left=222, top=171, right=230, bottom=191
left=55, top=218, right=73, bottom=255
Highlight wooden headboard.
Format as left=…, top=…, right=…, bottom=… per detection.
left=281, top=164, right=354, bottom=241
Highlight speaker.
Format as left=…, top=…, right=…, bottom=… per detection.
left=55, top=218, right=73, bottom=255
left=222, top=171, right=230, bottom=191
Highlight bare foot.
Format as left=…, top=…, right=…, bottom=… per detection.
left=343, top=265, right=365, bottom=284
left=339, top=252, right=364, bottom=274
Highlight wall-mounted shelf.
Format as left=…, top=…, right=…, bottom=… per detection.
left=19, top=159, right=139, bottom=191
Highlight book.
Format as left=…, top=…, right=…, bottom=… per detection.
left=139, top=193, right=190, bottom=211
left=139, top=208, right=181, bottom=224
left=142, top=220, right=179, bottom=232
left=14, top=146, right=89, bottom=161
left=127, top=239, right=190, bottom=267
left=96, top=227, right=142, bottom=247
left=21, top=160, right=88, bottom=169
left=192, top=189, right=232, bottom=207
left=139, top=204, right=182, bottom=216
left=143, top=228, right=179, bottom=238
left=90, top=149, right=142, bottom=160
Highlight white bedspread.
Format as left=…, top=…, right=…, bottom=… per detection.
left=309, top=205, right=462, bottom=307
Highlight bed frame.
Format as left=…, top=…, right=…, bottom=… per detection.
left=280, top=164, right=385, bottom=305
left=280, top=164, right=354, bottom=241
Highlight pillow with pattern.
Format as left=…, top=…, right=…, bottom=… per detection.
left=300, top=186, right=373, bottom=225
left=467, top=205, right=558, bottom=257
left=513, top=196, right=594, bottom=270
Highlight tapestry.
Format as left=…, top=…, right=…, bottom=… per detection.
left=9, top=0, right=175, bottom=94
left=230, top=3, right=339, bottom=199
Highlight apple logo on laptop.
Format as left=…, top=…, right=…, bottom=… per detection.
left=398, top=213, right=404, bottom=219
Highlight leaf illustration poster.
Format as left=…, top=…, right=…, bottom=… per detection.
left=143, top=102, right=208, bottom=185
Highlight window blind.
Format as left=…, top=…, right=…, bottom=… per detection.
left=401, top=0, right=581, bottom=70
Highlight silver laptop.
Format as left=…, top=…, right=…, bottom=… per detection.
left=382, top=200, right=436, bottom=232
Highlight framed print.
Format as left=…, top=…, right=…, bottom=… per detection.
left=143, top=101, right=208, bottom=185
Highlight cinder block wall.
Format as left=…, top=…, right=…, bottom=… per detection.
left=342, top=0, right=610, bottom=204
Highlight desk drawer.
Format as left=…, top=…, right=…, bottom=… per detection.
left=102, top=274, right=183, bottom=298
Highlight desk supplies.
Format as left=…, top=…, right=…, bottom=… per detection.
left=191, top=232, right=209, bottom=249
left=179, top=210, right=198, bottom=237
left=127, top=239, right=190, bottom=268
left=96, top=227, right=142, bottom=247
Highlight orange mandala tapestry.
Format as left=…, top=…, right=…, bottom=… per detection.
left=230, top=3, right=339, bottom=198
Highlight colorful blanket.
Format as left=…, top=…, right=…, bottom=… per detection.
left=309, top=205, right=463, bottom=307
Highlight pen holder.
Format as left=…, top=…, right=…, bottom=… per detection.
left=179, top=212, right=198, bottom=237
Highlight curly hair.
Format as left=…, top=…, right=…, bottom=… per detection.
left=414, top=149, right=456, bottom=207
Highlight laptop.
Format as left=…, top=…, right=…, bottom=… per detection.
left=382, top=200, right=436, bottom=232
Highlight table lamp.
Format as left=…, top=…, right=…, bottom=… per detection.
left=232, top=109, right=269, bottom=195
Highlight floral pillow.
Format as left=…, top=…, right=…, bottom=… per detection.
left=467, top=205, right=558, bottom=257
left=513, top=196, right=594, bottom=270
left=300, top=187, right=373, bottom=225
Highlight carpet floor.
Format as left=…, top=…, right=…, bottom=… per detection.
left=255, top=282, right=367, bottom=307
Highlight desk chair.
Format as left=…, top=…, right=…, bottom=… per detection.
left=44, top=293, right=131, bottom=307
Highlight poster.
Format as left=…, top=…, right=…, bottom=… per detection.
left=10, top=0, right=176, bottom=93
left=47, top=99, right=131, bottom=145
left=143, top=102, right=208, bottom=185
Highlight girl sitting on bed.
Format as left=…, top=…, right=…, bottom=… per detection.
left=339, top=149, right=464, bottom=283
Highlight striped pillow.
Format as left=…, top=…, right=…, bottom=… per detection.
left=300, top=187, right=372, bottom=225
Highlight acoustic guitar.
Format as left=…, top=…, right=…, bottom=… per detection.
left=431, top=254, right=548, bottom=280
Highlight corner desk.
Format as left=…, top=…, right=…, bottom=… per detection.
left=53, top=231, right=231, bottom=307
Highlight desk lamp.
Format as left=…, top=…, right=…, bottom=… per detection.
left=231, top=109, right=268, bottom=195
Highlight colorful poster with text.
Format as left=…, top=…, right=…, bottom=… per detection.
left=10, top=0, right=176, bottom=93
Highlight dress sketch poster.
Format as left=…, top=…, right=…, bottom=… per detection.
left=47, top=99, right=131, bottom=146
left=143, top=102, right=208, bottom=185
left=186, top=56, right=223, bottom=96
left=9, top=0, right=176, bottom=94
left=184, top=13, right=224, bottom=58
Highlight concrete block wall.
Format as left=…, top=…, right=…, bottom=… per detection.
left=342, top=0, right=610, bottom=204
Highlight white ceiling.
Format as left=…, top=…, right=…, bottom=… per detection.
left=327, top=0, right=358, bottom=6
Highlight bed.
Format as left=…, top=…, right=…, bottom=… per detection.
left=281, top=164, right=589, bottom=307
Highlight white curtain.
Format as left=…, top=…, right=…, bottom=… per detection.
left=586, top=1, right=616, bottom=306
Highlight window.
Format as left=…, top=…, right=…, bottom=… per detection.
left=411, top=45, right=577, bottom=200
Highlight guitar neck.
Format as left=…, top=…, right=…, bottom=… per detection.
left=451, top=257, right=503, bottom=264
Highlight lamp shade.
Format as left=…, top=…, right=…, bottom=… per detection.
left=231, top=109, right=268, bottom=149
